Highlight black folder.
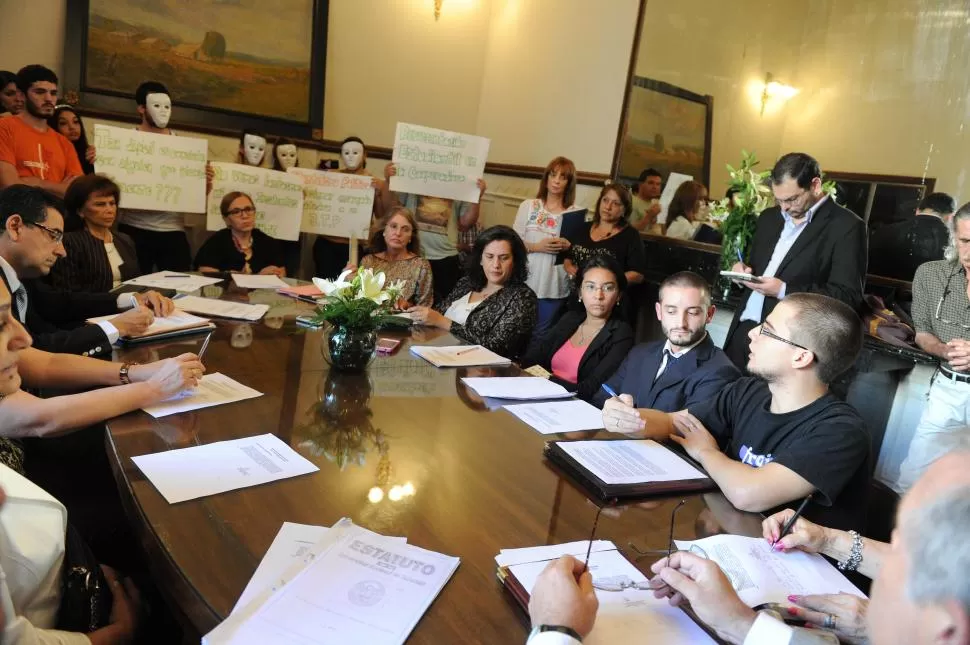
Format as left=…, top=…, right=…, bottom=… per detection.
left=555, top=208, right=588, bottom=265
left=543, top=438, right=717, bottom=503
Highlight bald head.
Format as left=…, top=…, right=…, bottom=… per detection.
left=901, top=451, right=970, bottom=518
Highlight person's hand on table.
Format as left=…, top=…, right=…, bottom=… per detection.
left=762, top=508, right=830, bottom=553
left=669, top=411, right=719, bottom=461
left=135, top=353, right=205, bottom=399
left=112, top=306, right=154, bottom=337
left=258, top=265, right=286, bottom=277
left=786, top=593, right=869, bottom=644
left=133, top=290, right=175, bottom=317
left=602, top=393, right=645, bottom=435
left=528, top=555, right=598, bottom=640
left=406, top=305, right=451, bottom=329
left=649, top=551, right=756, bottom=645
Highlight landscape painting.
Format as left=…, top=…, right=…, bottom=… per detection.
left=617, top=77, right=712, bottom=187
left=84, top=0, right=316, bottom=123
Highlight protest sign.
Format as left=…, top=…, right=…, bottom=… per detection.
left=389, top=122, right=490, bottom=203
left=288, top=168, right=374, bottom=239
left=207, top=163, right=304, bottom=241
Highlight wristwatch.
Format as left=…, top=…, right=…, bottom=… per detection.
left=529, top=625, right=583, bottom=642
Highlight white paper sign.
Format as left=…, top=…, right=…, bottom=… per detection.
left=207, top=162, right=304, bottom=241
left=389, top=122, right=490, bottom=203
left=657, top=172, right=693, bottom=224
left=93, top=124, right=208, bottom=213
left=287, top=168, right=374, bottom=238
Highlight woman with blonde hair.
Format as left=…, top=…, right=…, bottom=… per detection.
left=358, top=206, right=433, bottom=307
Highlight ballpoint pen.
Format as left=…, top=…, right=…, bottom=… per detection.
left=736, top=248, right=744, bottom=263
left=600, top=383, right=618, bottom=398
left=772, top=493, right=813, bottom=546
left=455, top=346, right=480, bottom=356
left=197, top=331, right=214, bottom=360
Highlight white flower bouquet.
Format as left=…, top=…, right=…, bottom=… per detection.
left=310, top=268, right=406, bottom=332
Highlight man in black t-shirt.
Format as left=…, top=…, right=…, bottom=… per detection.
left=605, top=292, right=871, bottom=530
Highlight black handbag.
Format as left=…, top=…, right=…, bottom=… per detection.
left=56, top=523, right=113, bottom=632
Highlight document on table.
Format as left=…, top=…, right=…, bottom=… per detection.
left=173, top=295, right=270, bottom=321
left=674, top=534, right=866, bottom=607
left=461, top=376, right=573, bottom=400
left=87, top=309, right=214, bottom=339
left=123, top=270, right=223, bottom=292
left=509, top=548, right=715, bottom=644
left=558, top=439, right=706, bottom=484
left=410, top=344, right=510, bottom=367
left=505, top=399, right=605, bottom=434
left=141, top=372, right=263, bottom=418
left=132, top=433, right=318, bottom=504
left=232, top=274, right=289, bottom=289
left=495, top=539, right=617, bottom=568
left=207, top=525, right=460, bottom=645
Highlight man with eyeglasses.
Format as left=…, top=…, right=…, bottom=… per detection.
left=722, top=152, right=867, bottom=371
left=0, top=185, right=173, bottom=355
left=604, top=292, right=870, bottom=531
left=895, top=203, right=970, bottom=493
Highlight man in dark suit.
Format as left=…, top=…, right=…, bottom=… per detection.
left=595, top=271, right=739, bottom=416
left=0, top=185, right=172, bottom=355
left=723, top=152, right=867, bottom=370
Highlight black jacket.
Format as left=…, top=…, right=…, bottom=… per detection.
left=521, top=311, right=634, bottom=402
left=434, top=277, right=537, bottom=360
left=48, top=228, right=140, bottom=293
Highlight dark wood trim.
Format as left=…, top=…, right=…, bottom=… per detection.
left=610, top=0, right=649, bottom=179
left=826, top=170, right=936, bottom=193
left=62, top=1, right=328, bottom=140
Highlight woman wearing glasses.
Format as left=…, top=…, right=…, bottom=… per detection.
left=521, top=255, right=634, bottom=402
left=195, top=191, right=286, bottom=276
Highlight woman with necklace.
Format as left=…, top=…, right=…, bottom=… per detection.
left=49, top=174, right=140, bottom=292
left=521, top=255, right=634, bottom=402
left=195, top=191, right=286, bottom=277
left=358, top=206, right=433, bottom=307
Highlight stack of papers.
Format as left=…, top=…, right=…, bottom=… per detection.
left=410, top=344, right=510, bottom=367
left=141, top=372, right=263, bottom=418
left=206, top=518, right=460, bottom=645
left=87, top=309, right=214, bottom=340
left=123, top=271, right=224, bottom=292
left=460, top=376, right=573, bottom=400
left=505, top=399, right=606, bottom=434
left=497, top=541, right=715, bottom=644
left=132, top=433, right=316, bottom=504
left=277, top=284, right=323, bottom=299
left=557, top=439, right=706, bottom=485
left=232, top=274, right=290, bottom=289
left=173, top=295, right=270, bottom=321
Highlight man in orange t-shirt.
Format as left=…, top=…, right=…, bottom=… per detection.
left=0, top=65, right=82, bottom=198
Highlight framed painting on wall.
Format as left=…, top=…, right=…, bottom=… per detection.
left=63, top=0, right=328, bottom=139
left=614, top=77, right=713, bottom=189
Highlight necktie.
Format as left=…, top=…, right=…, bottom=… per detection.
left=13, top=285, right=27, bottom=324
left=654, top=349, right=678, bottom=383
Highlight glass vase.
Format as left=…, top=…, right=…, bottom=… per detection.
left=324, top=325, right=377, bottom=373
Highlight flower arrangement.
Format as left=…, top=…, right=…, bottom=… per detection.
left=311, top=268, right=406, bottom=332
left=708, top=150, right=773, bottom=270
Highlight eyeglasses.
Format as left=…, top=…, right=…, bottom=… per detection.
left=581, top=282, right=618, bottom=294
left=27, top=221, right=63, bottom=243
left=758, top=325, right=809, bottom=351
left=227, top=206, right=257, bottom=217
left=775, top=191, right=807, bottom=208
left=935, top=271, right=970, bottom=330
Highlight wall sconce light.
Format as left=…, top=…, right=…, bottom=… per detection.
left=434, top=0, right=443, bottom=20
left=760, top=73, right=799, bottom=116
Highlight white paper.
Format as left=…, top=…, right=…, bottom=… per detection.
left=495, top=540, right=617, bottom=568
left=460, top=377, right=573, bottom=400
left=673, top=534, right=866, bottom=607
left=93, top=124, right=208, bottom=213
left=123, top=270, right=223, bottom=292
left=141, top=372, right=264, bottom=419
left=231, top=274, right=289, bottom=290
left=288, top=168, right=375, bottom=238
left=207, top=163, right=304, bottom=241
left=173, top=295, right=270, bottom=321
left=207, top=528, right=459, bottom=645
left=132, top=433, right=317, bottom=504
left=87, top=309, right=213, bottom=339
left=389, top=122, right=490, bottom=203
left=510, top=548, right=716, bottom=644
left=657, top=172, right=693, bottom=225
left=505, top=400, right=606, bottom=434
left=409, top=345, right=510, bottom=368
left=557, top=439, right=706, bottom=484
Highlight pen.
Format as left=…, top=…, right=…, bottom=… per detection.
left=165, top=274, right=190, bottom=278
left=197, top=331, right=214, bottom=360
left=455, top=346, right=480, bottom=356
left=736, top=248, right=744, bottom=263
left=772, top=493, right=813, bottom=547
left=583, top=505, right=605, bottom=574
left=600, top=383, right=618, bottom=398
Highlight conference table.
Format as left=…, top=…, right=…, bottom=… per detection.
left=104, top=280, right=761, bottom=643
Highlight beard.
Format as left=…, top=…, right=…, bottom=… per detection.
left=25, top=98, right=52, bottom=119
left=662, top=323, right=706, bottom=347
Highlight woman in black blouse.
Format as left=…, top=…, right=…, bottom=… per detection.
left=195, top=191, right=286, bottom=276
left=407, top=225, right=538, bottom=359
left=563, top=183, right=646, bottom=285
left=520, top=254, right=634, bottom=402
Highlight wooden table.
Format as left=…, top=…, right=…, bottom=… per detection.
left=105, top=282, right=759, bottom=643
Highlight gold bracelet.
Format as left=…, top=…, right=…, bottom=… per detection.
left=119, top=362, right=134, bottom=385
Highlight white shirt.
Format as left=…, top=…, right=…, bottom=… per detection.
left=443, top=292, right=482, bottom=326
left=740, top=196, right=827, bottom=323
left=0, top=464, right=92, bottom=645
left=654, top=332, right=708, bottom=381
left=513, top=199, right=584, bottom=300
left=104, top=242, right=124, bottom=289
left=665, top=216, right=700, bottom=240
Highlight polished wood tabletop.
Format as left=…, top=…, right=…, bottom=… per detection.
left=104, top=280, right=760, bottom=643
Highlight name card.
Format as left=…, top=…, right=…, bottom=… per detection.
left=93, top=124, right=208, bottom=213
left=287, top=168, right=374, bottom=239
left=206, top=163, right=304, bottom=241
left=389, top=122, right=490, bottom=204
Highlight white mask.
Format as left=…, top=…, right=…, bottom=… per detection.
left=275, top=144, right=298, bottom=170
left=341, top=141, right=364, bottom=171
left=144, top=92, right=172, bottom=129
left=242, top=134, right=266, bottom=166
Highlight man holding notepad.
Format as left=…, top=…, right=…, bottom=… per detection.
left=602, top=292, right=870, bottom=530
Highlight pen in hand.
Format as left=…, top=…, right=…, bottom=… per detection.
left=736, top=248, right=744, bottom=264
left=772, top=493, right=813, bottom=547
left=197, top=331, right=214, bottom=360
left=600, top=383, right=618, bottom=398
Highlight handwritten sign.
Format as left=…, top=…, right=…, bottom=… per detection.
left=389, top=122, right=490, bottom=203
left=287, top=168, right=374, bottom=239
left=206, top=163, right=304, bottom=241
left=93, top=124, right=208, bottom=213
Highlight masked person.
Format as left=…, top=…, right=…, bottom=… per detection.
left=237, top=129, right=267, bottom=167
